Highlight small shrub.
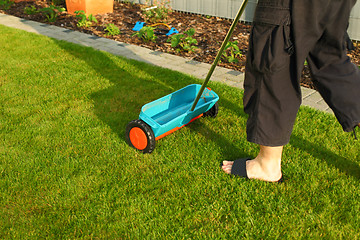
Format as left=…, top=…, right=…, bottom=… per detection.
left=24, top=5, right=38, bottom=15
left=75, top=10, right=98, bottom=28
left=167, top=28, right=198, bottom=53
left=142, top=0, right=171, bottom=23
left=105, top=23, right=120, bottom=36
left=132, top=26, right=157, bottom=43
left=0, top=0, right=14, bottom=10
left=39, top=5, right=65, bottom=22
left=222, top=41, right=242, bottom=63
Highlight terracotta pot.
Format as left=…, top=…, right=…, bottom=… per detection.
left=65, top=0, right=113, bottom=15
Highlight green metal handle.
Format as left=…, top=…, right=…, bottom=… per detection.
left=190, top=0, right=249, bottom=111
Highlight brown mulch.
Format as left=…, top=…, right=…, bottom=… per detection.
left=2, top=0, right=360, bottom=90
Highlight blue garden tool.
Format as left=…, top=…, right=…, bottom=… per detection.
left=166, top=27, right=179, bottom=36
left=132, top=21, right=146, bottom=31
left=132, top=21, right=179, bottom=36
left=126, top=0, right=249, bottom=153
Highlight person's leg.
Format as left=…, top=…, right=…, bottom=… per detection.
left=243, top=0, right=299, bottom=147
left=306, top=37, right=360, bottom=132
left=307, top=54, right=360, bottom=132
left=222, top=145, right=283, bottom=182
left=292, top=0, right=360, bottom=133
left=222, top=0, right=360, bottom=181
left=221, top=0, right=295, bottom=182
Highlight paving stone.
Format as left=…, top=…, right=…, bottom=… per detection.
left=227, top=70, right=242, bottom=76
left=149, top=50, right=163, bottom=56
left=42, top=31, right=71, bottom=40
left=10, top=24, right=41, bottom=34
left=223, top=73, right=243, bottom=82
left=305, top=91, right=323, bottom=103
left=226, top=80, right=243, bottom=89
left=62, top=38, right=83, bottom=45
left=185, top=59, right=202, bottom=65
left=166, top=63, right=195, bottom=74
left=62, top=29, right=74, bottom=33
left=194, top=70, right=213, bottom=79
left=209, top=75, right=225, bottom=83
left=301, top=86, right=316, bottom=99
left=212, top=67, right=232, bottom=77
left=325, top=108, right=334, bottom=114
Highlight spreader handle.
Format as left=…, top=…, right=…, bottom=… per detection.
left=190, top=0, right=249, bottom=111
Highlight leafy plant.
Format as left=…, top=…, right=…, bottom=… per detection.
left=24, top=5, right=38, bottom=15
left=142, top=0, right=171, bottom=23
left=105, top=23, right=120, bottom=36
left=39, top=5, right=65, bottom=22
left=222, top=40, right=242, bottom=63
left=75, top=10, right=98, bottom=28
left=132, top=26, right=157, bottom=43
left=167, top=28, right=198, bottom=53
left=0, top=0, right=14, bottom=10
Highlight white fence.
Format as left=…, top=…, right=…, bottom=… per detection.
left=123, top=0, right=360, bottom=41
left=349, top=2, right=360, bottom=41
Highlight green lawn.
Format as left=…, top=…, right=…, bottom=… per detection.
left=1, top=24, right=360, bottom=239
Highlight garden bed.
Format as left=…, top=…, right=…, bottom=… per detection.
left=2, top=0, right=360, bottom=90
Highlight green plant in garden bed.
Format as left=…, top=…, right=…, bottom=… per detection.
left=23, top=5, right=38, bottom=15
left=222, top=40, right=242, bottom=63
left=0, top=0, right=14, bottom=10
left=39, top=5, right=65, bottom=22
left=75, top=10, right=98, bottom=28
left=132, top=26, right=157, bottom=43
left=167, top=28, right=198, bottom=53
left=142, top=0, right=171, bottom=23
left=105, top=23, right=120, bottom=36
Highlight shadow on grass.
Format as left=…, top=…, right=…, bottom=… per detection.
left=290, top=134, right=360, bottom=180
left=52, top=38, right=360, bottom=180
left=53, top=38, right=248, bottom=140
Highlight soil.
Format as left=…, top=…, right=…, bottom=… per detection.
left=2, top=0, right=360, bottom=90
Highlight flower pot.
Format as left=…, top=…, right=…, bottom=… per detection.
left=65, top=0, right=113, bottom=15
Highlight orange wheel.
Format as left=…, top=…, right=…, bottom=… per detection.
left=126, top=119, right=155, bottom=153
left=129, top=127, right=148, bottom=150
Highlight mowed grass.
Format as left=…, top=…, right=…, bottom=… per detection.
left=1, top=24, right=360, bottom=239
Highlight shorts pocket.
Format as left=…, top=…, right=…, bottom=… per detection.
left=247, top=0, right=293, bottom=73
left=254, top=0, right=291, bottom=26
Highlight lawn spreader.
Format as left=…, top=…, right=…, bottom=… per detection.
left=125, top=0, right=248, bottom=153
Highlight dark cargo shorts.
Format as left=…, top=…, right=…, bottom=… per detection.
left=243, top=0, right=360, bottom=146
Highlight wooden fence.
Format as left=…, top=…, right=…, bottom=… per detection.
left=122, top=0, right=360, bottom=41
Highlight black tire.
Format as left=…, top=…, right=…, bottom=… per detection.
left=126, top=119, right=156, bottom=154
left=203, top=102, right=219, bottom=118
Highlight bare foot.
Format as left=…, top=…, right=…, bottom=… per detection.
left=221, top=158, right=282, bottom=182
left=222, top=145, right=284, bottom=182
